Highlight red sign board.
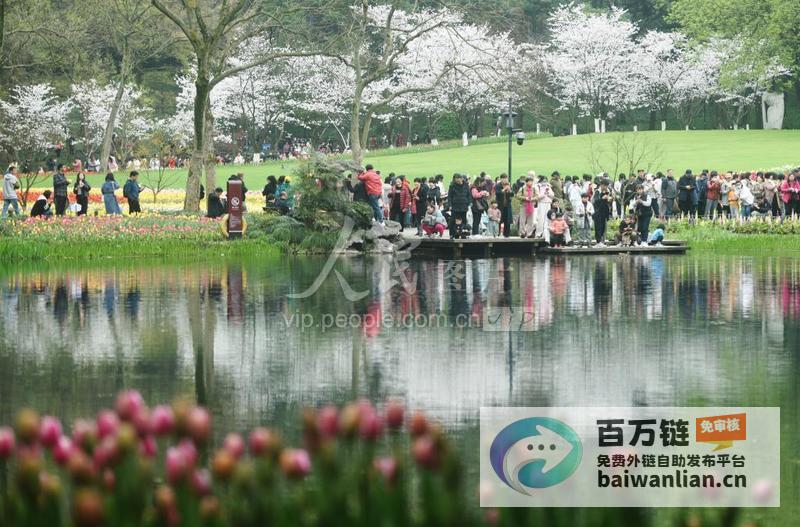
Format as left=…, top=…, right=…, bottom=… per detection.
left=227, top=179, right=244, bottom=238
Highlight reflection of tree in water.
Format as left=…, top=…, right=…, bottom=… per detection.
left=0, top=256, right=799, bottom=435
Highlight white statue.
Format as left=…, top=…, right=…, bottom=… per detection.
left=761, top=92, right=784, bottom=129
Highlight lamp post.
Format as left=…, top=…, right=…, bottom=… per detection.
left=502, top=100, right=525, bottom=179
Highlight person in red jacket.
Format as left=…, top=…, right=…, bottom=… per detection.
left=704, top=171, right=722, bottom=218
left=780, top=172, right=800, bottom=218
left=358, top=164, right=384, bottom=224
left=388, top=176, right=413, bottom=230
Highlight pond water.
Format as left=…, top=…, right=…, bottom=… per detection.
left=1, top=254, right=798, bottom=518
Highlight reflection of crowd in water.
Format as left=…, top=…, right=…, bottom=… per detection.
left=355, top=257, right=800, bottom=336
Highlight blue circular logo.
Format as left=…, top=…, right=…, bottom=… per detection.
left=489, top=417, right=582, bottom=494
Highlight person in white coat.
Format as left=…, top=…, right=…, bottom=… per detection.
left=534, top=175, right=554, bottom=238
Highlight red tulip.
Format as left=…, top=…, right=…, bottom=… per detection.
left=150, top=405, right=175, bottom=436
left=53, top=436, right=74, bottom=465
left=279, top=448, right=311, bottom=479
left=412, top=435, right=438, bottom=469
left=39, top=416, right=62, bottom=447
left=223, top=433, right=246, bottom=459
left=316, top=406, right=339, bottom=439
left=384, top=401, right=405, bottom=430
left=358, top=409, right=384, bottom=441
left=115, top=390, right=146, bottom=422
left=186, top=406, right=211, bottom=443
left=0, top=426, right=15, bottom=458
left=140, top=435, right=158, bottom=458
left=95, top=410, right=119, bottom=440
left=249, top=427, right=281, bottom=457
left=408, top=411, right=429, bottom=437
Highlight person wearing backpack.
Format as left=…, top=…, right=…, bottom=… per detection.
left=123, top=171, right=143, bottom=214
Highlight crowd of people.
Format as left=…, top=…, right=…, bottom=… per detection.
left=351, top=166, right=800, bottom=247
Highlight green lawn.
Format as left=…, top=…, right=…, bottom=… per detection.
left=61, top=130, right=800, bottom=189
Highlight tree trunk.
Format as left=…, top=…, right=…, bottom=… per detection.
left=185, top=77, right=209, bottom=212
left=100, top=80, right=127, bottom=174
left=0, top=0, right=6, bottom=56
left=350, top=83, right=366, bottom=166
left=203, top=107, right=216, bottom=214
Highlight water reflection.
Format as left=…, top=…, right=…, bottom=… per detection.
left=0, top=256, right=797, bottom=425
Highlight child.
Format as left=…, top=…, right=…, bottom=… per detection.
left=486, top=201, right=501, bottom=237
left=574, top=193, right=594, bottom=246
left=548, top=212, right=568, bottom=247
left=421, top=204, right=446, bottom=236
left=275, top=191, right=291, bottom=215
left=648, top=223, right=666, bottom=246
left=617, top=213, right=639, bottom=246
left=452, top=216, right=468, bottom=239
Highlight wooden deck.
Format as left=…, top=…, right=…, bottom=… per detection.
left=408, top=235, right=688, bottom=257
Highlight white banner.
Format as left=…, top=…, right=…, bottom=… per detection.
left=480, top=407, right=780, bottom=507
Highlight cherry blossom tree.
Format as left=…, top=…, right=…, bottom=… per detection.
left=704, top=37, right=790, bottom=127
left=150, top=0, right=325, bottom=212
left=398, top=23, right=519, bottom=143
left=71, top=80, right=152, bottom=162
left=543, top=4, right=642, bottom=126
left=330, top=4, right=466, bottom=165
left=0, top=83, right=71, bottom=164
left=637, top=31, right=719, bottom=128
left=0, top=83, right=71, bottom=205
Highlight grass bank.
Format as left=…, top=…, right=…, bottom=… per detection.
left=664, top=218, right=800, bottom=256
left=39, top=130, right=800, bottom=188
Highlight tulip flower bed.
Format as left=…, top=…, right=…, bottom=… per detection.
left=0, top=391, right=759, bottom=527
left=0, top=214, right=277, bottom=260
left=0, top=391, right=475, bottom=527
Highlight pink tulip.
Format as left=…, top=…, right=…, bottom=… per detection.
left=71, top=419, right=96, bottom=449
left=39, top=416, right=62, bottom=447
left=186, top=407, right=212, bottom=443
left=280, top=448, right=311, bottom=479
left=384, top=401, right=405, bottom=431
left=412, top=435, right=438, bottom=469
left=53, top=436, right=74, bottom=465
left=150, top=405, right=175, bottom=436
left=140, top=435, right=158, bottom=458
left=96, top=410, right=120, bottom=439
left=373, top=456, right=398, bottom=483
left=115, top=390, right=146, bottom=422
left=316, top=406, right=339, bottom=439
left=165, top=447, right=191, bottom=483
left=0, top=426, right=15, bottom=458
left=223, top=433, right=245, bottom=459
left=249, top=427, right=279, bottom=456
left=190, top=469, right=212, bottom=496
left=358, top=409, right=384, bottom=441
left=177, top=439, right=198, bottom=468
left=93, top=436, right=119, bottom=469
